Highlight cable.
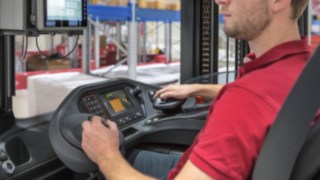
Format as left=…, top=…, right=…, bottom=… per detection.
left=19, top=35, right=28, bottom=61
left=36, top=35, right=79, bottom=59
left=99, top=57, right=128, bottom=77
left=18, top=35, right=29, bottom=72
left=20, top=36, right=25, bottom=58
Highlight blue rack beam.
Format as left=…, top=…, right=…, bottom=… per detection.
left=88, top=5, right=131, bottom=21
left=88, top=4, right=180, bottom=22
left=313, top=20, right=320, bottom=26
left=136, top=8, right=180, bottom=22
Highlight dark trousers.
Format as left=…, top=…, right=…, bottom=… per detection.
left=129, top=150, right=181, bottom=180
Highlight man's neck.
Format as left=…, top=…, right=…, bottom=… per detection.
left=248, top=20, right=301, bottom=58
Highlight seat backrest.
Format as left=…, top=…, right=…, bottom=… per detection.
left=291, top=119, right=320, bottom=180
left=252, top=46, right=320, bottom=180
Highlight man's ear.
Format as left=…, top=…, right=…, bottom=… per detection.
left=270, top=0, right=291, bottom=12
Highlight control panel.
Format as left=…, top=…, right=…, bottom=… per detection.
left=49, top=78, right=207, bottom=175
left=80, top=84, right=144, bottom=126
left=82, top=95, right=106, bottom=118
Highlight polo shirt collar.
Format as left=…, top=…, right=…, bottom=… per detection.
left=238, top=37, right=310, bottom=77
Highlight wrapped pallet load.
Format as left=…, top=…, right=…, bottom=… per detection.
left=106, top=0, right=118, bottom=6
left=154, top=0, right=167, bottom=10
left=90, top=0, right=100, bottom=4
left=118, top=0, right=129, bottom=6
left=138, top=0, right=153, bottom=9
left=94, top=0, right=108, bottom=5
left=167, top=0, right=180, bottom=11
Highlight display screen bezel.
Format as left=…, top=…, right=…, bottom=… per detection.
left=44, top=0, right=87, bottom=29
left=99, top=89, right=135, bottom=118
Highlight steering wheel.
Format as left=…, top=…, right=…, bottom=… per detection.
left=49, top=113, right=125, bottom=173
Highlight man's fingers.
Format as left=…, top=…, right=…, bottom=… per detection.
left=161, top=93, right=172, bottom=99
left=154, top=89, right=166, bottom=99
left=82, top=120, right=92, bottom=130
left=153, top=85, right=174, bottom=99
left=153, top=91, right=160, bottom=99
left=91, top=116, right=102, bottom=123
left=82, top=122, right=93, bottom=149
left=89, top=116, right=115, bottom=131
left=91, top=116, right=106, bottom=129
left=106, top=120, right=118, bottom=131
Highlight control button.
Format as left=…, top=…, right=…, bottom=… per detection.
left=155, top=98, right=165, bottom=104
left=136, top=112, right=143, bottom=117
left=148, top=90, right=155, bottom=97
left=119, top=118, right=125, bottom=125
left=125, top=116, right=131, bottom=122
left=0, top=150, right=8, bottom=161
left=148, top=90, right=156, bottom=101
left=149, top=91, right=155, bottom=96
left=145, top=119, right=153, bottom=124
left=2, top=160, right=15, bottom=174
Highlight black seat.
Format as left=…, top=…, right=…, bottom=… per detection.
left=291, top=118, right=320, bottom=180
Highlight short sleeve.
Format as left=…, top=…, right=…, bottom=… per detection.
left=189, top=87, right=276, bottom=179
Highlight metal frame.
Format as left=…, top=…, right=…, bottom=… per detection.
left=0, top=35, right=15, bottom=134
left=180, top=0, right=220, bottom=83
left=180, top=0, right=198, bottom=82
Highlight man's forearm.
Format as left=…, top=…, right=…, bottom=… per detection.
left=190, top=84, right=224, bottom=99
left=98, top=152, right=155, bottom=180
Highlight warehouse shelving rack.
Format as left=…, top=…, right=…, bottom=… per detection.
left=83, top=2, right=181, bottom=79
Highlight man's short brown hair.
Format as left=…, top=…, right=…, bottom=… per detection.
left=291, top=0, right=309, bottom=20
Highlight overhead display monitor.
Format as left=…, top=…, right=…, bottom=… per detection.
left=37, top=0, right=87, bottom=31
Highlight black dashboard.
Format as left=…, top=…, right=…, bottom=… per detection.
left=49, top=78, right=209, bottom=173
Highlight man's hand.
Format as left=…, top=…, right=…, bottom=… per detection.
left=82, top=116, right=155, bottom=180
left=154, top=84, right=224, bottom=100
left=154, top=84, right=194, bottom=100
left=81, top=116, right=121, bottom=165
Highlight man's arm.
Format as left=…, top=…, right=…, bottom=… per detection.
left=82, top=116, right=154, bottom=180
left=154, top=84, right=224, bottom=100
left=175, top=160, right=214, bottom=180
left=97, top=152, right=154, bottom=180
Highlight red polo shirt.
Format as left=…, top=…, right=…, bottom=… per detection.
left=168, top=38, right=312, bottom=180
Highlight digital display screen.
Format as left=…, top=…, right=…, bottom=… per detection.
left=47, top=0, right=82, bottom=21
left=100, top=90, right=133, bottom=117
left=109, top=98, right=125, bottom=113
left=43, top=0, right=87, bottom=29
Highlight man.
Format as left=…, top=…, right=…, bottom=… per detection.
left=81, top=0, right=311, bottom=179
